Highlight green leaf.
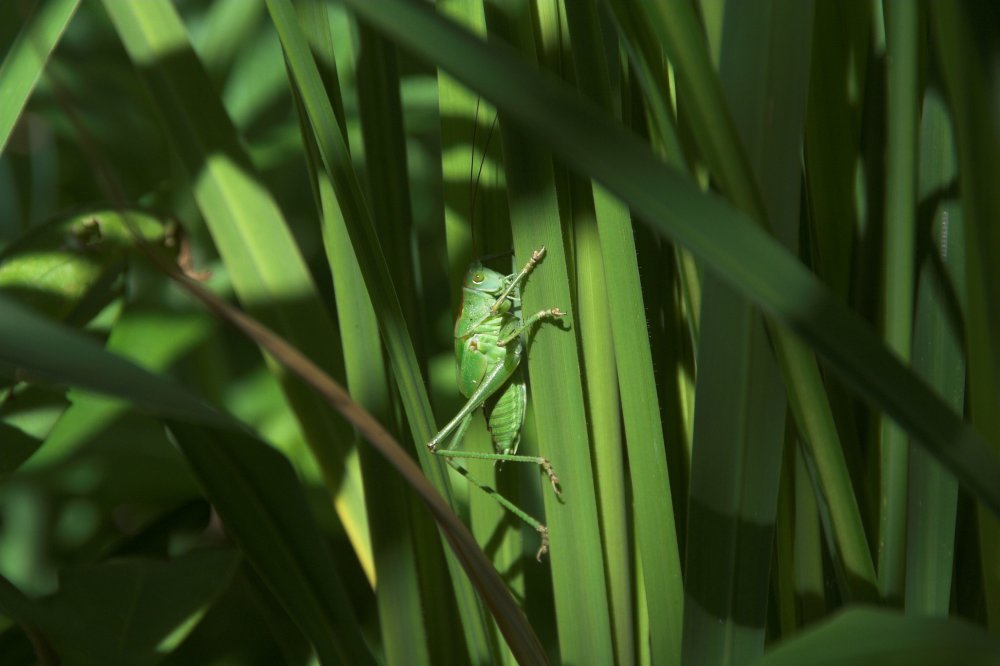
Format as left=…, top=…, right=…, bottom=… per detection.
left=0, top=0, right=80, bottom=154
left=28, top=550, right=239, bottom=666
left=759, top=607, right=1000, bottom=666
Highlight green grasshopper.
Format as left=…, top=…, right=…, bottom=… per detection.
left=427, top=246, right=565, bottom=559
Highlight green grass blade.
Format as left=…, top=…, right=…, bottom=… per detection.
left=636, top=0, right=875, bottom=601
left=572, top=189, right=630, bottom=660
left=562, top=4, right=682, bottom=663
left=877, top=0, right=920, bottom=604
left=614, top=0, right=873, bottom=602
left=604, top=0, right=684, bottom=166
left=483, top=3, right=613, bottom=663
left=685, top=281, right=785, bottom=665
left=803, top=0, right=870, bottom=299
left=262, top=0, right=545, bottom=661
left=799, top=1, right=873, bottom=580
left=682, top=2, right=813, bottom=663
left=0, top=0, right=80, bottom=154
left=905, top=205, right=964, bottom=616
left=356, top=21, right=426, bottom=362
left=775, top=432, right=829, bottom=634
left=904, top=88, right=964, bottom=617
left=100, top=0, right=371, bottom=567
left=930, top=1, right=1000, bottom=626
left=293, top=3, right=436, bottom=661
left=340, top=0, right=1000, bottom=535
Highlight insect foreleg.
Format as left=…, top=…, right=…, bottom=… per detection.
left=491, top=246, right=547, bottom=312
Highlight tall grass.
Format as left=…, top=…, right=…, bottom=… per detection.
left=2, top=1, right=1000, bottom=664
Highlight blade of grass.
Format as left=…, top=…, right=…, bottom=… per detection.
left=800, top=0, right=872, bottom=565
left=930, top=1, right=1000, bottom=627
left=683, top=2, right=813, bottom=662
left=101, top=0, right=372, bottom=571
left=803, top=0, right=870, bottom=299
left=535, top=2, right=632, bottom=662
left=562, top=4, right=682, bottom=663
left=0, top=0, right=80, bottom=154
left=685, top=281, right=785, bottom=664
left=340, top=0, right=1000, bottom=531
left=356, top=21, right=426, bottom=364
left=904, top=88, right=964, bottom=617
left=293, top=2, right=436, bottom=660
left=877, top=0, right=920, bottom=605
left=632, top=0, right=876, bottom=601
left=482, top=2, right=614, bottom=663
left=905, top=203, right=964, bottom=616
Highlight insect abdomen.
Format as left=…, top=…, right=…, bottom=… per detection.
left=486, top=378, right=526, bottom=455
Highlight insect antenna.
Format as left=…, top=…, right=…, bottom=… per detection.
left=468, top=95, right=499, bottom=259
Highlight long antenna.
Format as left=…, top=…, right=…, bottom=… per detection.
left=468, top=96, right=499, bottom=258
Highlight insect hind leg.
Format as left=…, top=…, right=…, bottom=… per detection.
left=440, top=456, right=551, bottom=561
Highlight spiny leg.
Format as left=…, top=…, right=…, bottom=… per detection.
left=430, top=410, right=553, bottom=558
left=497, top=308, right=565, bottom=347
left=434, top=448, right=561, bottom=497
left=433, top=383, right=560, bottom=496
left=491, top=246, right=547, bottom=312
left=440, top=456, right=550, bottom=561
left=428, top=361, right=509, bottom=452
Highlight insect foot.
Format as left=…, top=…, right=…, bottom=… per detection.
left=529, top=246, right=546, bottom=266
left=536, top=525, right=550, bottom=562
left=540, top=457, right=562, bottom=497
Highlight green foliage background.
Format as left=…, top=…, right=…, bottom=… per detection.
left=2, top=0, right=1000, bottom=664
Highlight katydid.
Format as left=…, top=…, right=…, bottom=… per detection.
left=427, top=246, right=564, bottom=560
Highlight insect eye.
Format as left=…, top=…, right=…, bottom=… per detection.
left=472, top=272, right=484, bottom=284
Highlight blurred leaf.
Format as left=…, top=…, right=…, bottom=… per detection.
left=166, top=423, right=376, bottom=666
left=0, top=421, right=43, bottom=475
left=759, top=607, right=1000, bottom=666
left=28, top=550, right=238, bottom=666
left=0, top=0, right=80, bottom=153
left=0, top=294, right=375, bottom=664
left=0, top=210, right=168, bottom=322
